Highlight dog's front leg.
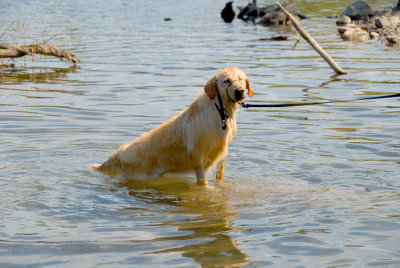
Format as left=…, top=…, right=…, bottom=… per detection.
left=195, top=165, right=208, bottom=185
left=190, top=149, right=208, bottom=185
left=216, top=160, right=225, bottom=183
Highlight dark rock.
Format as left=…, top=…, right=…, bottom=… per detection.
left=221, top=1, right=235, bottom=23
left=375, top=16, right=390, bottom=28
left=384, top=35, right=400, bottom=45
left=257, top=2, right=298, bottom=25
left=336, top=15, right=352, bottom=26
left=392, top=1, right=400, bottom=15
left=237, top=1, right=306, bottom=23
left=237, top=2, right=258, bottom=21
left=337, top=27, right=347, bottom=34
left=238, top=2, right=266, bottom=21
left=238, top=2, right=283, bottom=21
left=341, top=0, right=373, bottom=20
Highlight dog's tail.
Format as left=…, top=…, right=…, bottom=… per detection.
left=92, top=152, right=121, bottom=175
left=91, top=163, right=102, bottom=170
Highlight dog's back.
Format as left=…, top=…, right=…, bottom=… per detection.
left=93, top=111, right=191, bottom=178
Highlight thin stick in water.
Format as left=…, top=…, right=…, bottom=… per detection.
left=276, top=2, right=347, bottom=75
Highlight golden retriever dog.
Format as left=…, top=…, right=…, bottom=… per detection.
left=93, top=67, right=253, bottom=185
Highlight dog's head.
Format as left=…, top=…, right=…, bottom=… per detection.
left=204, top=67, right=254, bottom=103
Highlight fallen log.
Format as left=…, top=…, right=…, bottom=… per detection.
left=276, top=2, right=347, bottom=75
left=0, top=42, right=79, bottom=65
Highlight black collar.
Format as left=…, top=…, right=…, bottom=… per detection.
left=214, top=80, right=240, bottom=130
left=214, top=90, right=229, bottom=130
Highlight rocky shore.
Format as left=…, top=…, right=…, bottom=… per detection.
left=336, top=0, right=400, bottom=46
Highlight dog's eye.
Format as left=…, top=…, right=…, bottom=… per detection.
left=223, top=79, right=230, bottom=83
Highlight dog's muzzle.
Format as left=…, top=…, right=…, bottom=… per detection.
left=234, top=87, right=245, bottom=102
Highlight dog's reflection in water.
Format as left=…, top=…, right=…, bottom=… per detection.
left=118, top=177, right=249, bottom=267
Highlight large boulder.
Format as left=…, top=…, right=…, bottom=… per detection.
left=237, top=2, right=264, bottom=21
left=340, top=0, right=373, bottom=20
left=257, top=2, right=299, bottom=25
left=237, top=1, right=305, bottom=22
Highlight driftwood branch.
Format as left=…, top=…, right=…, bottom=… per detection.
left=0, top=42, right=79, bottom=64
left=276, top=2, right=347, bottom=75
left=0, top=60, right=14, bottom=67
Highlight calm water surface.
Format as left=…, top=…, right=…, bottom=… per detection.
left=1, top=0, right=399, bottom=267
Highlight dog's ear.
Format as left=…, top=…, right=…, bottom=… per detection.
left=204, top=75, right=218, bottom=99
left=246, top=78, right=254, bottom=98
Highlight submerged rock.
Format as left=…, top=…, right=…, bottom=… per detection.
left=336, top=15, right=352, bottom=26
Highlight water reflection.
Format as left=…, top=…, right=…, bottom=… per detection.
left=0, top=65, right=79, bottom=84
left=118, top=178, right=249, bottom=267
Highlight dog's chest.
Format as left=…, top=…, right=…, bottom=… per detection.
left=203, top=117, right=236, bottom=158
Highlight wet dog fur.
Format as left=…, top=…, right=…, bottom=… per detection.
left=92, top=67, right=253, bottom=185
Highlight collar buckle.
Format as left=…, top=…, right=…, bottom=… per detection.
left=221, top=119, right=226, bottom=130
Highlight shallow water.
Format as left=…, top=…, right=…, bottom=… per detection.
left=1, top=0, right=399, bottom=267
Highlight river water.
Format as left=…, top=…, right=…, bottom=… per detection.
left=1, top=0, right=399, bottom=267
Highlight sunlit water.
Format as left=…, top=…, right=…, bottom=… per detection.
left=1, top=0, right=399, bottom=267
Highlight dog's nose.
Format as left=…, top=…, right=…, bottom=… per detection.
left=235, top=88, right=245, bottom=100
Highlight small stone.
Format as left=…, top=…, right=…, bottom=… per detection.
left=337, top=27, right=348, bottom=34
left=369, top=31, right=380, bottom=39
left=336, top=15, right=352, bottom=25
left=375, top=16, right=390, bottom=28
left=341, top=27, right=369, bottom=42
left=385, top=36, right=400, bottom=44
